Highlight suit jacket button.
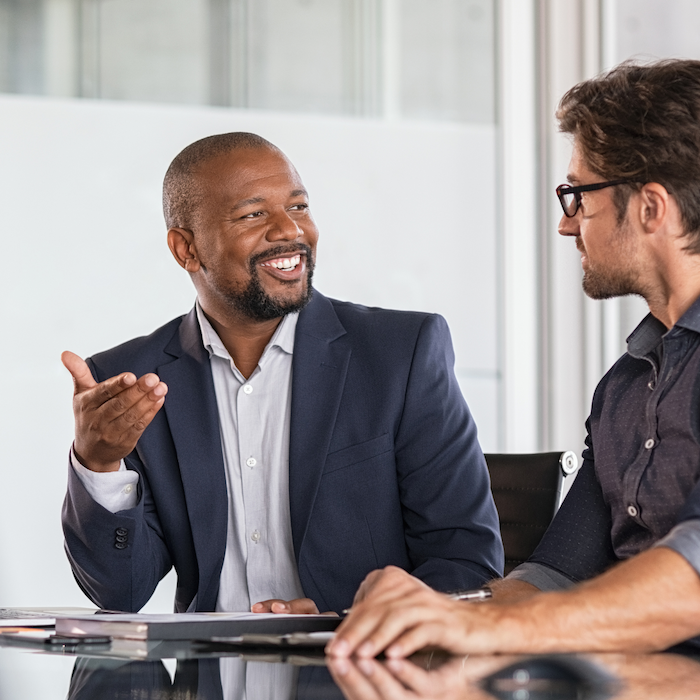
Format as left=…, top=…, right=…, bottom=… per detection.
left=115, top=542, right=128, bottom=550
left=116, top=527, right=128, bottom=536
left=116, top=535, right=128, bottom=543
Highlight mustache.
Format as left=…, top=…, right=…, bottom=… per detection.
left=248, top=243, right=314, bottom=271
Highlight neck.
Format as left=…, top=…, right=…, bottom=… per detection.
left=643, top=250, right=700, bottom=329
left=203, top=307, right=283, bottom=379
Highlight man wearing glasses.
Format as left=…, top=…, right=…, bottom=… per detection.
left=327, top=58, right=700, bottom=660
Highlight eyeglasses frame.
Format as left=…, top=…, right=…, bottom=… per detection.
left=556, top=179, right=633, bottom=218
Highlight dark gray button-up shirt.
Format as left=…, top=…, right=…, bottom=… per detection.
left=510, top=294, right=700, bottom=592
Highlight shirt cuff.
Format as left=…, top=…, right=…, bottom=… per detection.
left=505, top=562, right=576, bottom=592
left=70, top=446, right=139, bottom=513
left=654, top=519, right=700, bottom=576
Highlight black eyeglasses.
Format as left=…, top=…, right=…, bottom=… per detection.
left=556, top=179, right=632, bottom=217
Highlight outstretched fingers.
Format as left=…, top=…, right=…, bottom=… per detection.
left=95, top=373, right=167, bottom=425
left=63, top=351, right=168, bottom=472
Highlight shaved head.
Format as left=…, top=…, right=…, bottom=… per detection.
left=162, top=132, right=282, bottom=230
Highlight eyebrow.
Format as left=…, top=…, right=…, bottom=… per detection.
left=230, top=197, right=265, bottom=212
left=230, top=189, right=309, bottom=213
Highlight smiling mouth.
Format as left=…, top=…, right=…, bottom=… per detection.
left=259, top=254, right=302, bottom=271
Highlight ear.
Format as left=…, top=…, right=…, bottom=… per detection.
left=636, top=183, right=671, bottom=234
left=167, top=228, right=201, bottom=272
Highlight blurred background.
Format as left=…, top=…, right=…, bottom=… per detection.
left=0, top=0, right=696, bottom=611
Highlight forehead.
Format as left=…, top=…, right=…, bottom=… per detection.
left=194, top=147, right=303, bottom=202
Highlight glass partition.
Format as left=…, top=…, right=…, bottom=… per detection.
left=0, top=0, right=495, bottom=122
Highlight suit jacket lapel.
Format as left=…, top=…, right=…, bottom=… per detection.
left=159, top=308, right=228, bottom=610
left=289, top=292, right=350, bottom=559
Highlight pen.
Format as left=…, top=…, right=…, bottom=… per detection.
left=341, top=587, right=492, bottom=614
left=448, top=587, right=492, bottom=602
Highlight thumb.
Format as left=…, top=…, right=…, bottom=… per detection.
left=61, top=351, right=97, bottom=394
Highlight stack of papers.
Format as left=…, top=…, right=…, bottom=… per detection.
left=0, top=607, right=97, bottom=628
left=56, top=612, right=341, bottom=641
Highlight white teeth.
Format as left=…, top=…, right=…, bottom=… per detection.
left=268, top=254, right=300, bottom=270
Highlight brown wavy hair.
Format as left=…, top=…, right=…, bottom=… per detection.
left=557, top=59, right=700, bottom=253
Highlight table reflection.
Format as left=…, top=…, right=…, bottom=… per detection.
left=328, top=650, right=700, bottom=700
left=1, top=641, right=699, bottom=699
left=67, top=656, right=343, bottom=700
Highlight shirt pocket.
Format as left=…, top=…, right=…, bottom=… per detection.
left=323, top=433, right=393, bottom=474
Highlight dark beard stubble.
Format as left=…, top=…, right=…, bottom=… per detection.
left=223, top=243, right=315, bottom=321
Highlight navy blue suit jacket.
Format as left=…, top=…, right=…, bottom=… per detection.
left=62, top=291, right=503, bottom=613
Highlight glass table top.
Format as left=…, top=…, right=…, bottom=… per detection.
left=1, top=637, right=699, bottom=699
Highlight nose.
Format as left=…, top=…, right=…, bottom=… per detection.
left=266, top=209, right=303, bottom=242
left=558, top=212, right=580, bottom=237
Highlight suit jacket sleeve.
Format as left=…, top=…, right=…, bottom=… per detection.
left=393, top=313, right=504, bottom=588
left=61, top=361, right=174, bottom=613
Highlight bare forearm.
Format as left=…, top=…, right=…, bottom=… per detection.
left=493, top=547, right=700, bottom=653
left=329, top=549, right=700, bottom=658
left=487, top=577, right=540, bottom=603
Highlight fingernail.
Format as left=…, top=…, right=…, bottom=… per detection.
left=358, top=659, right=374, bottom=676
left=386, top=659, right=403, bottom=672
left=386, top=644, right=403, bottom=658
left=357, top=641, right=375, bottom=657
left=329, top=639, right=349, bottom=656
left=330, top=658, right=349, bottom=676
left=144, top=375, right=158, bottom=388
left=251, top=603, right=262, bottom=611
left=123, top=373, right=136, bottom=385
left=153, top=384, right=166, bottom=396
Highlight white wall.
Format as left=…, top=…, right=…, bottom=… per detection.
left=0, top=93, right=498, bottom=610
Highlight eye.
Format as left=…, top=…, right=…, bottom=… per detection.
left=289, top=203, right=309, bottom=212
left=242, top=210, right=264, bottom=219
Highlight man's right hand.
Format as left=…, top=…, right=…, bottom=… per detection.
left=62, top=351, right=168, bottom=472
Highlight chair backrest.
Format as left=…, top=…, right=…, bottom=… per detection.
left=484, top=451, right=579, bottom=575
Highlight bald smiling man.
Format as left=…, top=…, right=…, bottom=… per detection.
left=61, top=132, right=503, bottom=615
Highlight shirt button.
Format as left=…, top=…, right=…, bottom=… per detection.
left=644, top=438, right=655, bottom=449
left=246, top=457, right=257, bottom=467
left=123, top=484, right=133, bottom=494
left=627, top=505, right=638, bottom=517
left=243, top=384, right=253, bottom=394
left=251, top=530, right=261, bottom=543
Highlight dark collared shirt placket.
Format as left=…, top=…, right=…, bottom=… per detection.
left=621, top=328, right=696, bottom=544
left=599, top=311, right=700, bottom=562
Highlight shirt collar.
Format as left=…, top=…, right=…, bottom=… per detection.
left=195, top=300, right=298, bottom=363
left=627, top=293, right=700, bottom=358
left=626, top=313, right=666, bottom=359
left=675, top=293, right=700, bottom=335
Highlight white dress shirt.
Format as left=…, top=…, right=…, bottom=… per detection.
left=72, top=301, right=305, bottom=611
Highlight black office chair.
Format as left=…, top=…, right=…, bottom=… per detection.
left=484, top=451, right=579, bottom=575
